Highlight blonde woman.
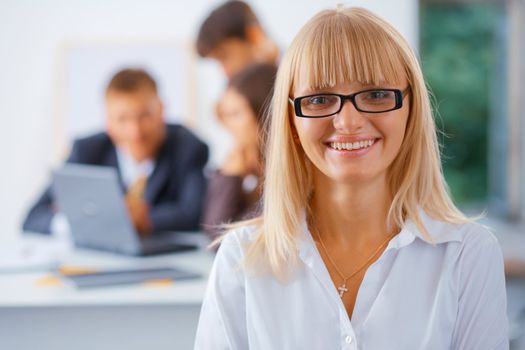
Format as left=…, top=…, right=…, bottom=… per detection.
left=195, top=6, right=508, bottom=350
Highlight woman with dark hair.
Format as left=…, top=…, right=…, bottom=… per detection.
left=202, top=63, right=277, bottom=240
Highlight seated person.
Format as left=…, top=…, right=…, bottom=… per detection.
left=202, top=63, right=277, bottom=240
left=23, top=68, right=209, bottom=236
left=196, top=0, right=279, bottom=78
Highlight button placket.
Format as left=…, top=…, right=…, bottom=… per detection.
left=340, top=310, right=357, bottom=349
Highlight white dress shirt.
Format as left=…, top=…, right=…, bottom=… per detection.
left=194, top=211, right=509, bottom=350
left=115, top=147, right=155, bottom=189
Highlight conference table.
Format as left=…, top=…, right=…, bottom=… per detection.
left=0, top=232, right=215, bottom=350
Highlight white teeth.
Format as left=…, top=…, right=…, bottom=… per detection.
left=329, top=139, right=375, bottom=151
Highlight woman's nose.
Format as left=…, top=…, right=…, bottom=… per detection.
left=332, top=99, right=367, bottom=132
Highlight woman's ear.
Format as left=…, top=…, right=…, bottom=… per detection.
left=290, top=125, right=301, bottom=145
left=288, top=105, right=301, bottom=145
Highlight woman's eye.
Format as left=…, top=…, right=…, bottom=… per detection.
left=365, top=90, right=391, bottom=100
left=369, top=91, right=386, bottom=99
left=307, top=95, right=336, bottom=105
left=310, top=97, right=326, bottom=105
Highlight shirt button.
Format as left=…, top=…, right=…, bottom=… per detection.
left=345, top=335, right=353, bottom=344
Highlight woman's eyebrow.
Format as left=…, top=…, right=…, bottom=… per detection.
left=295, top=86, right=337, bottom=96
left=296, top=84, right=390, bottom=96
left=295, top=79, right=404, bottom=96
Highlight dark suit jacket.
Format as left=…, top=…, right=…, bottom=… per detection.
left=23, top=124, right=209, bottom=234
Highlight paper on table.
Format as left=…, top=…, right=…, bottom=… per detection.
left=63, top=267, right=201, bottom=289
left=0, top=241, right=63, bottom=272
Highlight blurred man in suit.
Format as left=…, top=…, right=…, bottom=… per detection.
left=23, top=68, right=208, bottom=236
left=196, top=0, right=278, bottom=78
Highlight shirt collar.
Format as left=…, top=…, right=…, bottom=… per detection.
left=115, top=147, right=155, bottom=187
left=402, top=209, right=464, bottom=246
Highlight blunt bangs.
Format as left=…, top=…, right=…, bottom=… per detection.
left=290, top=9, right=409, bottom=93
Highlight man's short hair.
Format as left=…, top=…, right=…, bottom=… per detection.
left=106, top=68, right=158, bottom=95
left=196, top=1, right=260, bottom=57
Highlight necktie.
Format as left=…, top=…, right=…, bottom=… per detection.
left=126, top=175, right=147, bottom=201
left=125, top=175, right=151, bottom=235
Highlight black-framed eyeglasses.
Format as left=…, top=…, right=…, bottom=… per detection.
left=290, top=88, right=410, bottom=118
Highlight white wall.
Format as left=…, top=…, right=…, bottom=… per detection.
left=0, top=0, right=418, bottom=239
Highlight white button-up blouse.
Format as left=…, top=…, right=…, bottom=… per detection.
left=194, top=212, right=509, bottom=350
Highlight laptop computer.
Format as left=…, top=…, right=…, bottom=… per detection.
left=52, top=164, right=198, bottom=256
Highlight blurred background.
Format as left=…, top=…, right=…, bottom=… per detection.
left=0, top=0, right=524, bottom=348
left=0, top=0, right=418, bottom=240
left=421, top=0, right=523, bottom=217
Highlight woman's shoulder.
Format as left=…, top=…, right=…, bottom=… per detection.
left=420, top=215, right=505, bottom=287
left=217, top=224, right=261, bottom=256
left=421, top=214, right=503, bottom=267
left=420, top=211, right=499, bottom=248
left=455, top=222, right=502, bottom=263
left=211, top=224, right=263, bottom=280
left=462, top=223, right=499, bottom=247
left=458, top=221, right=499, bottom=246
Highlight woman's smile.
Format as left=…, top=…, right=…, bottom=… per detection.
left=325, top=136, right=380, bottom=158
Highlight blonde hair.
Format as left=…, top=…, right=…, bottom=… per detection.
left=234, top=7, right=469, bottom=277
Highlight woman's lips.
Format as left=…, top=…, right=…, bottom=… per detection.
left=325, top=138, right=379, bottom=156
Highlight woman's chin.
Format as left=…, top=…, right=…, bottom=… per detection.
left=321, top=168, right=378, bottom=184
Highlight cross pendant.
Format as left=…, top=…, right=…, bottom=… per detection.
left=338, top=283, right=348, bottom=298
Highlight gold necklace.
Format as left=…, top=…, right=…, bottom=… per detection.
left=311, top=223, right=396, bottom=298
